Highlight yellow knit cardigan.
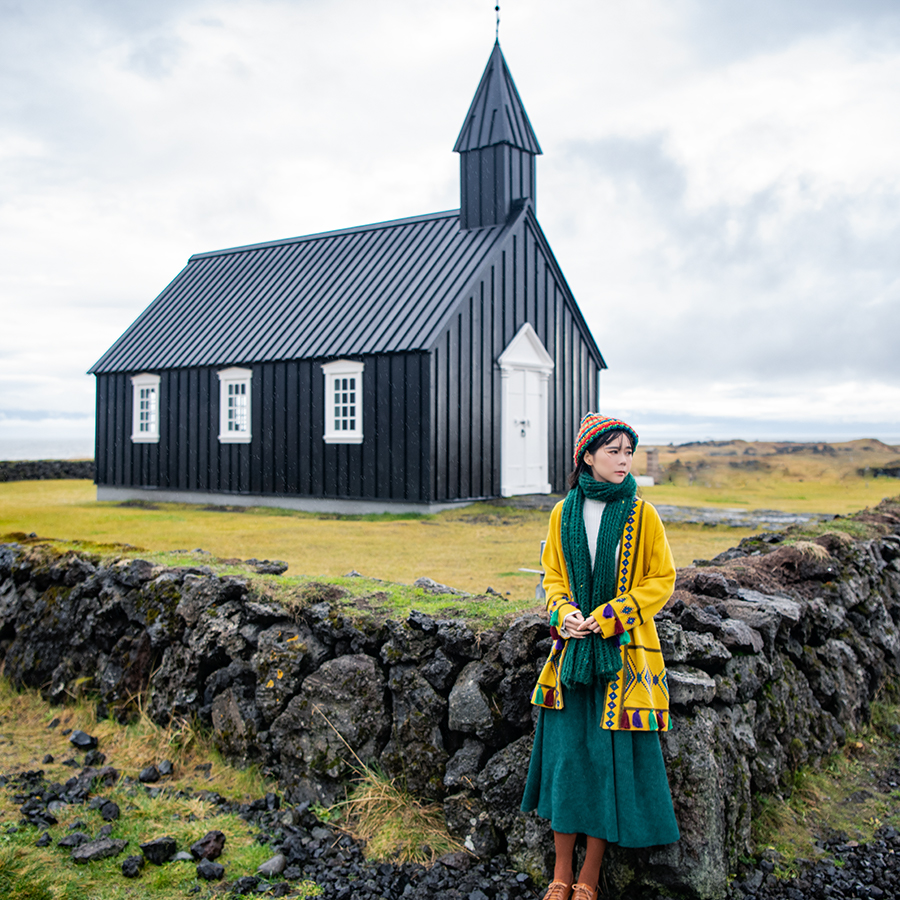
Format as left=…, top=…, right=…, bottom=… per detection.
left=530, top=496, right=676, bottom=731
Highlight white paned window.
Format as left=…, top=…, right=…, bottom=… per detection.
left=217, top=367, right=253, bottom=443
left=130, top=373, right=160, bottom=443
left=322, top=359, right=364, bottom=444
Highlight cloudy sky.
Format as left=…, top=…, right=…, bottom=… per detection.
left=2, top=0, right=899, bottom=456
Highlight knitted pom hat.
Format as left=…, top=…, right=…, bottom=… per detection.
left=573, top=413, right=639, bottom=463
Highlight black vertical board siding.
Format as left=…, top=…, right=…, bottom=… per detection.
left=198, top=369, right=209, bottom=491
left=469, top=291, right=483, bottom=498
left=187, top=370, right=198, bottom=490
left=405, top=355, right=422, bottom=500
left=208, top=369, right=219, bottom=492
left=310, top=361, right=325, bottom=496
left=554, top=283, right=565, bottom=490
left=429, top=347, right=438, bottom=500
left=481, top=276, right=492, bottom=496
left=162, top=371, right=174, bottom=488
left=435, top=341, right=446, bottom=500
left=567, top=309, right=576, bottom=461
left=418, top=353, right=432, bottom=501
left=447, top=315, right=460, bottom=500
left=375, top=355, right=391, bottom=498
left=95, top=377, right=106, bottom=484
left=242, top=438, right=253, bottom=494
left=275, top=363, right=287, bottom=494
left=458, top=302, right=471, bottom=499
left=299, top=362, right=313, bottom=495
left=390, top=355, right=405, bottom=499
left=112, top=374, right=123, bottom=485
left=177, top=369, right=189, bottom=490
left=219, top=435, right=230, bottom=493
left=284, top=363, right=297, bottom=494
left=250, top=366, right=263, bottom=494
left=256, top=365, right=269, bottom=494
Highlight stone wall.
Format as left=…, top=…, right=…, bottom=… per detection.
left=0, top=459, right=94, bottom=482
left=0, top=498, right=898, bottom=898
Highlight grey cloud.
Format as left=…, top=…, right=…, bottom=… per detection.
left=681, top=0, right=900, bottom=63
left=561, top=136, right=900, bottom=386
left=126, top=34, right=187, bottom=79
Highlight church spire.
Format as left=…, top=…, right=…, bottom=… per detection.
left=454, top=41, right=542, bottom=230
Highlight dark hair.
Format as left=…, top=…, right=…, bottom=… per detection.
left=567, top=427, right=635, bottom=489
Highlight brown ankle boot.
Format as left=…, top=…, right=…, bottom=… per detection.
left=571, top=884, right=598, bottom=900
left=542, top=882, right=573, bottom=900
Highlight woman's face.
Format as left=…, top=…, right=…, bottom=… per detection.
left=583, top=433, right=633, bottom=483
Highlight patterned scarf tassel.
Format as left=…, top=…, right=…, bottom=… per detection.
left=656, top=711, right=667, bottom=731
left=648, top=711, right=659, bottom=731
left=619, top=709, right=631, bottom=730
left=631, top=710, right=643, bottom=728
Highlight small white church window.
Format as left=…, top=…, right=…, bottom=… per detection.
left=322, top=359, right=364, bottom=444
left=217, top=367, right=253, bottom=443
left=130, top=373, right=160, bottom=443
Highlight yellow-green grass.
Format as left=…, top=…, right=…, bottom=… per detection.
left=0, top=678, right=321, bottom=899
left=636, top=438, right=900, bottom=514
left=751, top=699, right=900, bottom=877
left=2, top=480, right=759, bottom=598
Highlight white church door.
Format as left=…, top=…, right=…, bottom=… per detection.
left=498, top=323, right=555, bottom=497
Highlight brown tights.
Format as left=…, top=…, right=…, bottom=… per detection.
left=552, top=831, right=607, bottom=889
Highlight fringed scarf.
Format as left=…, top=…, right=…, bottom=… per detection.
left=558, top=471, right=637, bottom=688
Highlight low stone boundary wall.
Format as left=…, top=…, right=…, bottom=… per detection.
left=0, top=498, right=898, bottom=898
left=0, top=459, right=94, bottom=482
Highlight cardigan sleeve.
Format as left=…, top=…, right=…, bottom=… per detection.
left=541, top=502, right=580, bottom=628
left=590, top=501, right=675, bottom=638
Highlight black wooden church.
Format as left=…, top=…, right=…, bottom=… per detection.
left=89, top=42, right=607, bottom=513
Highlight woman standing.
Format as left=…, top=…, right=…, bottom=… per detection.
left=521, top=413, right=680, bottom=900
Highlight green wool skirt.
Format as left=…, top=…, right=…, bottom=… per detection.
left=520, top=683, right=680, bottom=847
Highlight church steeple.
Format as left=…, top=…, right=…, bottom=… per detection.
left=454, top=41, right=542, bottom=230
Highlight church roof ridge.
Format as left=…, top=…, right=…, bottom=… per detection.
left=453, top=40, right=542, bottom=155
left=189, top=209, right=461, bottom=261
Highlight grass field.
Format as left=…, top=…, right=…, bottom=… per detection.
left=0, top=480, right=761, bottom=600
left=0, top=678, right=318, bottom=900
left=1, top=438, right=898, bottom=602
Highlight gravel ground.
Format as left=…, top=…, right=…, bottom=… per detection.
left=4, top=757, right=899, bottom=899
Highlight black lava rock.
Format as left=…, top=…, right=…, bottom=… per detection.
left=231, top=875, right=260, bottom=894
left=138, top=765, right=160, bottom=784
left=139, top=836, right=177, bottom=865
left=71, top=837, right=128, bottom=864
left=68, top=731, right=98, bottom=750
left=190, top=829, right=226, bottom=860
left=83, top=750, right=106, bottom=767
left=196, top=859, right=225, bottom=881
left=58, top=831, right=91, bottom=848
left=158, top=759, right=174, bottom=776
left=122, top=855, right=144, bottom=878
left=100, top=800, right=120, bottom=821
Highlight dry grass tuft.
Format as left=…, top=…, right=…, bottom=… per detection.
left=788, top=540, right=833, bottom=561
left=337, top=769, right=465, bottom=866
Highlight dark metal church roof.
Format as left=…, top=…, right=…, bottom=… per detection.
left=453, top=41, right=542, bottom=155
left=88, top=210, right=512, bottom=374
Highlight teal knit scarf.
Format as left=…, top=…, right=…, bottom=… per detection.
left=558, top=471, right=637, bottom=688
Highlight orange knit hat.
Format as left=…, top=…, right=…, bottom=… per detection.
left=573, top=413, right=639, bottom=463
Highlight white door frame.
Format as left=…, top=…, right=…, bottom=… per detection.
left=498, top=323, right=555, bottom=497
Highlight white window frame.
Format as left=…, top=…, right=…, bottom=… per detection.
left=130, top=373, right=160, bottom=443
left=217, top=367, right=253, bottom=444
left=322, top=359, right=364, bottom=444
